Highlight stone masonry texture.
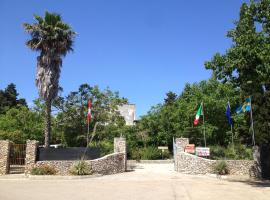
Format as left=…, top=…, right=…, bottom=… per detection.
left=0, top=140, right=10, bottom=175
left=26, top=138, right=127, bottom=175
left=25, top=140, right=39, bottom=174
left=175, top=138, right=255, bottom=175
left=35, top=152, right=125, bottom=175
left=114, top=137, right=127, bottom=170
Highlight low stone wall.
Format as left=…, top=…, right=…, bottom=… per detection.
left=174, top=138, right=255, bottom=176
left=225, top=160, right=255, bottom=175
left=0, top=140, right=10, bottom=175
left=176, top=152, right=255, bottom=175
left=34, top=152, right=125, bottom=175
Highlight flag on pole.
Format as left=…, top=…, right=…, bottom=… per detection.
left=194, top=103, right=203, bottom=126
left=87, top=100, right=92, bottom=124
left=236, top=97, right=251, bottom=114
left=226, top=102, right=233, bottom=125
left=245, top=97, right=251, bottom=111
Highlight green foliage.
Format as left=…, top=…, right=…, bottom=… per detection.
left=0, top=83, right=27, bottom=114
left=214, top=161, right=229, bottom=175
left=205, top=0, right=270, bottom=144
left=90, top=140, right=113, bottom=156
left=140, top=146, right=161, bottom=160
left=139, top=78, right=241, bottom=148
left=128, top=146, right=170, bottom=160
left=69, top=160, right=92, bottom=175
left=210, top=144, right=253, bottom=160
left=0, top=106, right=43, bottom=143
left=54, top=84, right=127, bottom=147
left=31, top=165, right=56, bottom=175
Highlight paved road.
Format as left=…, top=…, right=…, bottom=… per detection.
left=0, top=163, right=269, bottom=200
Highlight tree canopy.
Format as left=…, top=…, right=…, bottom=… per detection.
left=205, top=0, right=270, bottom=144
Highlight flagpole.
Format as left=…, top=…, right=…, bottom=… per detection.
left=87, top=120, right=89, bottom=147
left=249, top=96, right=256, bottom=146
left=228, top=101, right=234, bottom=148
left=231, top=123, right=234, bottom=147
left=202, top=102, right=206, bottom=147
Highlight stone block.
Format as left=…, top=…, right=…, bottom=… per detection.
left=0, top=140, right=10, bottom=175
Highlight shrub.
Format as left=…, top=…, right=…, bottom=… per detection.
left=210, top=144, right=253, bottom=160
left=214, top=161, right=229, bottom=175
left=90, top=140, right=113, bottom=156
left=209, top=145, right=226, bottom=160
left=69, top=160, right=92, bottom=175
left=140, top=146, right=161, bottom=160
left=31, top=165, right=56, bottom=175
left=129, top=147, right=141, bottom=161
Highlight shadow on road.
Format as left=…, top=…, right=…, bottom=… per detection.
left=228, top=179, right=270, bottom=188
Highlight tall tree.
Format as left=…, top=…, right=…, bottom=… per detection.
left=0, top=83, right=27, bottom=114
left=205, top=0, right=270, bottom=144
left=23, top=12, right=76, bottom=147
left=54, top=84, right=127, bottom=146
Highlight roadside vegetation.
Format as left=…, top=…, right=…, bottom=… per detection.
left=1, top=1, right=270, bottom=160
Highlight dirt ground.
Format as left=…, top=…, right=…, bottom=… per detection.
left=0, top=163, right=269, bottom=200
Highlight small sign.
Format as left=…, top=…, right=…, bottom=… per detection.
left=185, top=144, right=195, bottom=154
left=158, top=146, right=168, bottom=150
left=195, top=147, right=210, bottom=157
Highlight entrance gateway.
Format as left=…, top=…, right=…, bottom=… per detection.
left=9, top=143, right=26, bottom=174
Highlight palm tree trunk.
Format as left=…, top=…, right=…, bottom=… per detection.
left=44, top=99, right=52, bottom=148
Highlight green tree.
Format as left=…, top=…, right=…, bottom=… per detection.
left=0, top=106, right=43, bottom=143
left=54, top=84, right=127, bottom=146
left=139, top=78, right=241, bottom=147
left=0, top=83, right=27, bottom=114
left=23, top=12, right=76, bottom=147
left=205, top=0, right=270, bottom=144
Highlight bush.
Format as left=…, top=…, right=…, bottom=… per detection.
left=140, top=146, right=161, bottom=160
left=129, top=147, right=141, bottom=161
left=31, top=165, right=56, bottom=175
left=209, top=145, right=226, bottom=160
left=90, top=140, right=113, bottom=156
left=214, top=161, right=229, bottom=175
left=69, top=160, right=92, bottom=175
left=210, top=144, right=253, bottom=160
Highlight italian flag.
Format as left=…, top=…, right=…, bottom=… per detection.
left=194, top=103, right=203, bottom=126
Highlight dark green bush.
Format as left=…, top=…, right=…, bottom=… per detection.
left=90, top=140, right=113, bottom=156
left=69, top=160, right=92, bottom=175
left=210, top=144, right=252, bottom=160
left=31, top=165, right=56, bottom=175
left=214, top=161, right=229, bottom=175
left=209, top=145, right=226, bottom=160
left=140, top=146, right=161, bottom=160
left=129, top=147, right=141, bottom=161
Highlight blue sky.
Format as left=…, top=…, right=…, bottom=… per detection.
left=0, top=0, right=248, bottom=118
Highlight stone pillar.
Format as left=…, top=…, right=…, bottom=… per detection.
left=114, top=137, right=127, bottom=171
left=174, top=138, right=189, bottom=172
left=0, top=140, right=10, bottom=175
left=175, top=138, right=189, bottom=153
left=25, top=140, right=38, bottom=174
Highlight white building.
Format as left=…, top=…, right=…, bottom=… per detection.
left=118, top=104, right=136, bottom=125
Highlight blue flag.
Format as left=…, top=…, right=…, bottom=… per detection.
left=226, top=102, right=233, bottom=125
left=245, top=97, right=251, bottom=111
left=236, top=97, right=252, bottom=114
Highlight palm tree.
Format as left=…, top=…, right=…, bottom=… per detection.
left=23, top=12, right=76, bottom=147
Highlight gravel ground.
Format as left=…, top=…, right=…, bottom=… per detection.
left=0, top=163, right=269, bottom=200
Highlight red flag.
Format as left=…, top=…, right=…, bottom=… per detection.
left=87, top=100, right=92, bottom=123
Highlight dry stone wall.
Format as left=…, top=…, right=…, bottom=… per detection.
left=25, top=138, right=127, bottom=175
left=25, top=140, right=38, bottom=174
left=0, top=140, right=10, bottom=175
left=35, top=152, right=125, bottom=175
left=175, top=138, right=255, bottom=175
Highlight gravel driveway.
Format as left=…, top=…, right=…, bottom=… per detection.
left=0, top=163, right=269, bottom=200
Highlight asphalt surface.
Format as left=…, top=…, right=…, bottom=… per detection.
left=0, top=163, right=269, bottom=200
